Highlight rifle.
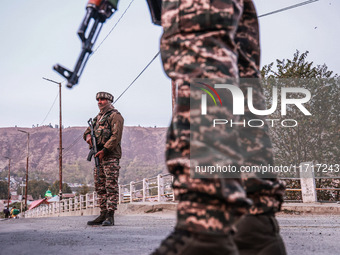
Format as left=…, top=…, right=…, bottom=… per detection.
left=146, top=0, right=162, bottom=25
left=53, top=0, right=117, bottom=88
left=87, top=118, right=101, bottom=176
left=53, top=0, right=161, bottom=89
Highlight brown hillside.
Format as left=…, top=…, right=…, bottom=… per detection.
left=0, top=126, right=168, bottom=185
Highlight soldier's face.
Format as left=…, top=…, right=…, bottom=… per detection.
left=98, top=98, right=109, bottom=111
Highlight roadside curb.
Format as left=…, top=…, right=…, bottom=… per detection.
left=117, top=202, right=177, bottom=215
left=279, top=202, right=340, bottom=215
left=22, top=201, right=340, bottom=218
left=117, top=202, right=340, bottom=215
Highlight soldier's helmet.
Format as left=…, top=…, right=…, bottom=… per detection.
left=96, top=92, right=114, bottom=102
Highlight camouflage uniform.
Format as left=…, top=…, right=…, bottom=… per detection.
left=152, top=0, right=286, bottom=254
left=84, top=105, right=124, bottom=214
left=233, top=2, right=286, bottom=254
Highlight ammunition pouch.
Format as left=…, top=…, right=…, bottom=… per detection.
left=94, top=127, right=111, bottom=147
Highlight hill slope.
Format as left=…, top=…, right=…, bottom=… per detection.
left=0, top=126, right=168, bottom=185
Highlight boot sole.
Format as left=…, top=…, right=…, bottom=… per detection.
left=87, top=222, right=104, bottom=226
left=102, top=223, right=114, bottom=226
left=102, top=222, right=114, bottom=226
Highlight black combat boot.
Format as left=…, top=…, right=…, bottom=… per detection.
left=102, top=210, right=114, bottom=226
left=87, top=211, right=107, bottom=226
left=151, top=229, right=238, bottom=255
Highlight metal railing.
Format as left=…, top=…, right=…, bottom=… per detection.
left=284, top=176, right=340, bottom=203
left=25, top=192, right=98, bottom=218
left=119, top=173, right=174, bottom=203
left=25, top=168, right=339, bottom=218
left=25, top=173, right=174, bottom=218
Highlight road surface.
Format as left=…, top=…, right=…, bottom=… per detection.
left=0, top=212, right=339, bottom=255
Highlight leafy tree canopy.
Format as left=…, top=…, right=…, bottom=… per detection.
left=261, top=50, right=339, bottom=177
left=51, top=180, right=72, bottom=196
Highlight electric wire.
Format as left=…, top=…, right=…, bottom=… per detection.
left=113, top=51, right=160, bottom=104
left=92, top=0, right=135, bottom=54
left=258, top=0, right=319, bottom=18
left=62, top=134, right=83, bottom=156
left=62, top=0, right=320, bottom=153
left=113, top=0, right=321, bottom=104
left=40, top=92, right=59, bottom=126
left=47, top=2, right=137, bottom=156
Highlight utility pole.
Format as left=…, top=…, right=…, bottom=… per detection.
left=58, top=81, right=63, bottom=199
left=18, top=130, right=30, bottom=212
left=43, top=77, right=63, bottom=200
left=20, top=182, right=25, bottom=213
left=4, top=157, right=11, bottom=209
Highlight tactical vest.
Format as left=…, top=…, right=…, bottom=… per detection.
left=93, top=109, right=119, bottom=149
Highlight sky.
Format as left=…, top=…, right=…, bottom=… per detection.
left=0, top=0, right=339, bottom=128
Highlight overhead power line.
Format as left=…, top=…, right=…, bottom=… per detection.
left=63, top=134, right=83, bottom=156
left=115, top=0, right=320, bottom=103
left=92, top=0, right=135, bottom=54
left=258, top=0, right=319, bottom=18
left=114, top=51, right=160, bottom=104
left=40, top=92, right=59, bottom=126
left=63, top=0, right=319, bottom=153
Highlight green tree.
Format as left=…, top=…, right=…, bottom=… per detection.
left=79, top=183, right=89, bottom=195
left=261, top=51, right=340, bottom=201
left=261, top=50, right=339, bottom=169
left=0, top=181, right=9, bottom=199
left=50, top=180, right=72, bottom=195
left=27, top=180, right=51, bottom=200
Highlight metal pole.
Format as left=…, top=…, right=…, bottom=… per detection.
left=5, top=157, right=11, bottom=209
left=8, top=159, right=10, bottom=208
left=21, top=182, right=24, bottom=213
left=42, top=77, right=63, bottom=200
left=59, top=82, right=63, bottom=200
left=25, top=133, right=29, bottom=211
left=18, top=130, right=30, bottom=212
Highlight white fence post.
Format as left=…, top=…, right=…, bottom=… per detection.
left=118, top=185, right=122, bottom=204
left=80, top=196, right=83, bottom=212
left=86, top=193, right=90, bottom=209
left=74, top=196, right=78, bottom=211
left=130, top=181, right=135, bottom=203
left=158, top=174, right=164, bottom=202
left=300, top=162, right=317, bottom=203
left=23, top=174, right=176, bottom=218
left=143, top=178, right=149, bottom=202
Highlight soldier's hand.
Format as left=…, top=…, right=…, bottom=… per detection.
left=86, top=134, right=93, bottom=147
left=95, top=150, right=105, bottom=161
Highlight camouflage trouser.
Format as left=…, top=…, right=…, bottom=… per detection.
left=94, top=157, right=120, bottom=212
left=160, top=0, right=285, bottom=236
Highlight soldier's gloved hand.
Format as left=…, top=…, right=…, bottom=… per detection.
left=95, top=150, right=105, bottom=161
left=86, top=134, right=93, bottom=147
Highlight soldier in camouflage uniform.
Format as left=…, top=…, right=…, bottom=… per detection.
left=150, top=0, right=286, bottom=254
left=84, top=92, right=124, bottom=226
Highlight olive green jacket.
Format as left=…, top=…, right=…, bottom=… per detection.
left=84, top=107, right=124, bottom=159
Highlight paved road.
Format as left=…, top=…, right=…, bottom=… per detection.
left=1, top=213, right=339, bottom=255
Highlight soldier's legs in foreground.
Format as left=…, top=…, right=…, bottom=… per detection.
left=154, top=0, right=249, bottom=253
left=233, top=214, right=286, bottom=255
left=151, top=82, right=248, bottom=254
left=235, top=0, right=286, bottom=253
left=154, top=0, right=286, bottom=253
left=151, top=230, right=239, bottom=255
